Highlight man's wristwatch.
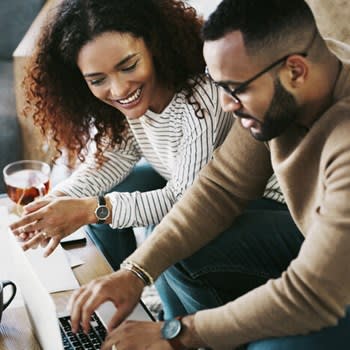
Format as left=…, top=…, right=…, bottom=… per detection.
left=161, top=316, right=186, bottom=350
left=94, top=195, right=110, bottom=224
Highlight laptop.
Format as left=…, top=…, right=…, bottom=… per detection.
left=6, top=228, right=155, bottom=350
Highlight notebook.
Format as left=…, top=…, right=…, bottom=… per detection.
left=6, top=227, right=155, bottom=350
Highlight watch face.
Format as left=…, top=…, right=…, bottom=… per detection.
left=96, top=205, right=109, bottom=220
left=161, top=318, right=182, bottom=340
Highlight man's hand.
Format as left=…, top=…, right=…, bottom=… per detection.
left=101, top=315, right=208, bottom=350
left=101, top=321, right=172, bottom=350
left=67, top=269, right=145, bottom=334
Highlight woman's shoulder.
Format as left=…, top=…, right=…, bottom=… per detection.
left=173, top=75, right=221, bottom=114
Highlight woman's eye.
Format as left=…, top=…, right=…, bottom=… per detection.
left=89, top=77, right=105, bottom=86
left=121, top=61, right=138, bottom=72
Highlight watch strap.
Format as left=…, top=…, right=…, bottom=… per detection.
left=168, top=337, right=186, bottom=350
left=165, top=316, right=186, bottom=350
left=98, top=195, right=106, bottom=206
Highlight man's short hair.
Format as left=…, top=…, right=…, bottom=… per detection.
left=202, top=0, right=315, bottom=58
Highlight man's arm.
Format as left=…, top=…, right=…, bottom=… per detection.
left=128, top=121, right=273, bottom=279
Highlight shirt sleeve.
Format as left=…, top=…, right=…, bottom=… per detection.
left=107, top=81, right=234, bottom=228
left=53, top=129, right=141, bottom=197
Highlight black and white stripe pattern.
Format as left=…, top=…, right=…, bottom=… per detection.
left=54, top=78, right=284, bottom=228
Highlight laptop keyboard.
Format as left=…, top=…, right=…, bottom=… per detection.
left=59, top=313, right=107, bottom=350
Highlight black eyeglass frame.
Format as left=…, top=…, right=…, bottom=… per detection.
left=205, top=29, right=317, bottom=104
left=205, top=54, right=306, bottom=104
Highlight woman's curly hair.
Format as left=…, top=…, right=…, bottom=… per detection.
left=23, top=0, right=205, bottom=165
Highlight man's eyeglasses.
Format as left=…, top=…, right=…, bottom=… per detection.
left=205, top=29, right=317, bottom=105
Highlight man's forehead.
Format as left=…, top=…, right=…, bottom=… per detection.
left=203, top=30, right=253, bottom=81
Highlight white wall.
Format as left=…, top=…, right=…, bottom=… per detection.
left=187, top=0, right=222, bottom=19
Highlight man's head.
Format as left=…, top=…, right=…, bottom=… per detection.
left=202, top=0, right=334, bottom=141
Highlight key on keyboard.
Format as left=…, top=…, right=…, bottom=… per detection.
left=59, top=313, right=107, bottom=350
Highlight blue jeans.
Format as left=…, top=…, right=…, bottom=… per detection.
left=156, top=200, right=304, bottom=318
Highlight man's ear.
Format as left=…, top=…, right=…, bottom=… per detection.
left=284, top=55, right=308, bottom=87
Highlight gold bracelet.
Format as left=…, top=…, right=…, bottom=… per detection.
left=120, top=260, right=154, bottom=286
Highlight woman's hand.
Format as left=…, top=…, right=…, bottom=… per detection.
left=9, top=195, right=97, bottom=256
left=68, top=269, right=145, bottom=334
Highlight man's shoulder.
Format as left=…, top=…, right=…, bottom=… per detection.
left=318, top=98, right=350, bottom=152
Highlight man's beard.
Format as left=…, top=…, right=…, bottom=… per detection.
left=236, top=78, right=299, bottom=141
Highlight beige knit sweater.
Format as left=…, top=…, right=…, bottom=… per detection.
left=128, top=1, right=350, bottom=349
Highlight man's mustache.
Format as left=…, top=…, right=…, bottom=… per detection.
left=234, top=111, right=261, bottom=124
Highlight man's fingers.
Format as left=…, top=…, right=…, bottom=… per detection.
left=69, top=287, right=92, bottom=333
left=108, top=303, right=135, bottom=331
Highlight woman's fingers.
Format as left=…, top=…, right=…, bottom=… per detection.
left=21, top=232, right=47, bottom=250
left=43, top=236, right=61, bottom=257
left=23, top=197, right=52, bottom=213
left=10, top=212, right=43, bottom=234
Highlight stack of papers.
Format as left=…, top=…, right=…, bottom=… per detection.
left=1, top=206, right=80, bottom=294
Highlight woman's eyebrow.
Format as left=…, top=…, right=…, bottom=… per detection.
left=115, top=53, right=139, bottom=68
left=83, top=53, right=139, bottom=78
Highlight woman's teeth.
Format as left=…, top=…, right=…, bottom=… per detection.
left=118, top=88, right=142, bottom=104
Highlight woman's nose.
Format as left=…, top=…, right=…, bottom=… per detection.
left=109, top=76, right=130, bottom=99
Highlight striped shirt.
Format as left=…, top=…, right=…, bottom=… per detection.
left=54, top=78, right=284, bottom=228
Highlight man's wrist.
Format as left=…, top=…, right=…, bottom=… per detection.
left=179, top=315, right=208, bottom=349
left=120, top=260, right=154, bottom=286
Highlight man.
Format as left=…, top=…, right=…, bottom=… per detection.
left=68, top=0, right=350, bottom=349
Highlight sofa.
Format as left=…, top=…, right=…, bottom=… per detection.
left=0, top=0, right=45, bottom=192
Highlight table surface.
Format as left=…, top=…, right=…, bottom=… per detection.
left=0, top=195, right=113, bottom=350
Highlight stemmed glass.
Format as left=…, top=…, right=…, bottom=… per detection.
left=3, top=160, right=51, bottom=215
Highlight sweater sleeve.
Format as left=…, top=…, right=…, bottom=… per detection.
left=194, top=116, right=350, bottom=349
left=305, top=0, right=350, bottom=64
left=107, top=81, right=234, bottom=228
left=128, top=121, right=272, bottom=279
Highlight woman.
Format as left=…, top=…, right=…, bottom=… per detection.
left=11, top=0, right=283, bottom=318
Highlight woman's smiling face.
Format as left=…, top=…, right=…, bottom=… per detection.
left=77, top=31, right=171, bottom=119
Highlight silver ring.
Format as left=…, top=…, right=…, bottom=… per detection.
left=42, top=232, right=48, bottom=238
left=112, top=345, right=117, bottom=350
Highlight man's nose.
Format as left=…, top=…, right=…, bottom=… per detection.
left=220, top=91, right=241, bottom=113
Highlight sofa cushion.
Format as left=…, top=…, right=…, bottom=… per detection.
left=0, top=0, right=45, bottom=59
left=0, top=61, right=23, bottom=192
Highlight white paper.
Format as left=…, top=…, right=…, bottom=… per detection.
left=61, top=226, right=86, bottom=243
left=65, top=250, right=84, bottom=268
left=25, top=244, right=80, bottom=293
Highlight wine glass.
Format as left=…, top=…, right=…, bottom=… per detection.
left=3, top=160, right=51, bottom=215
